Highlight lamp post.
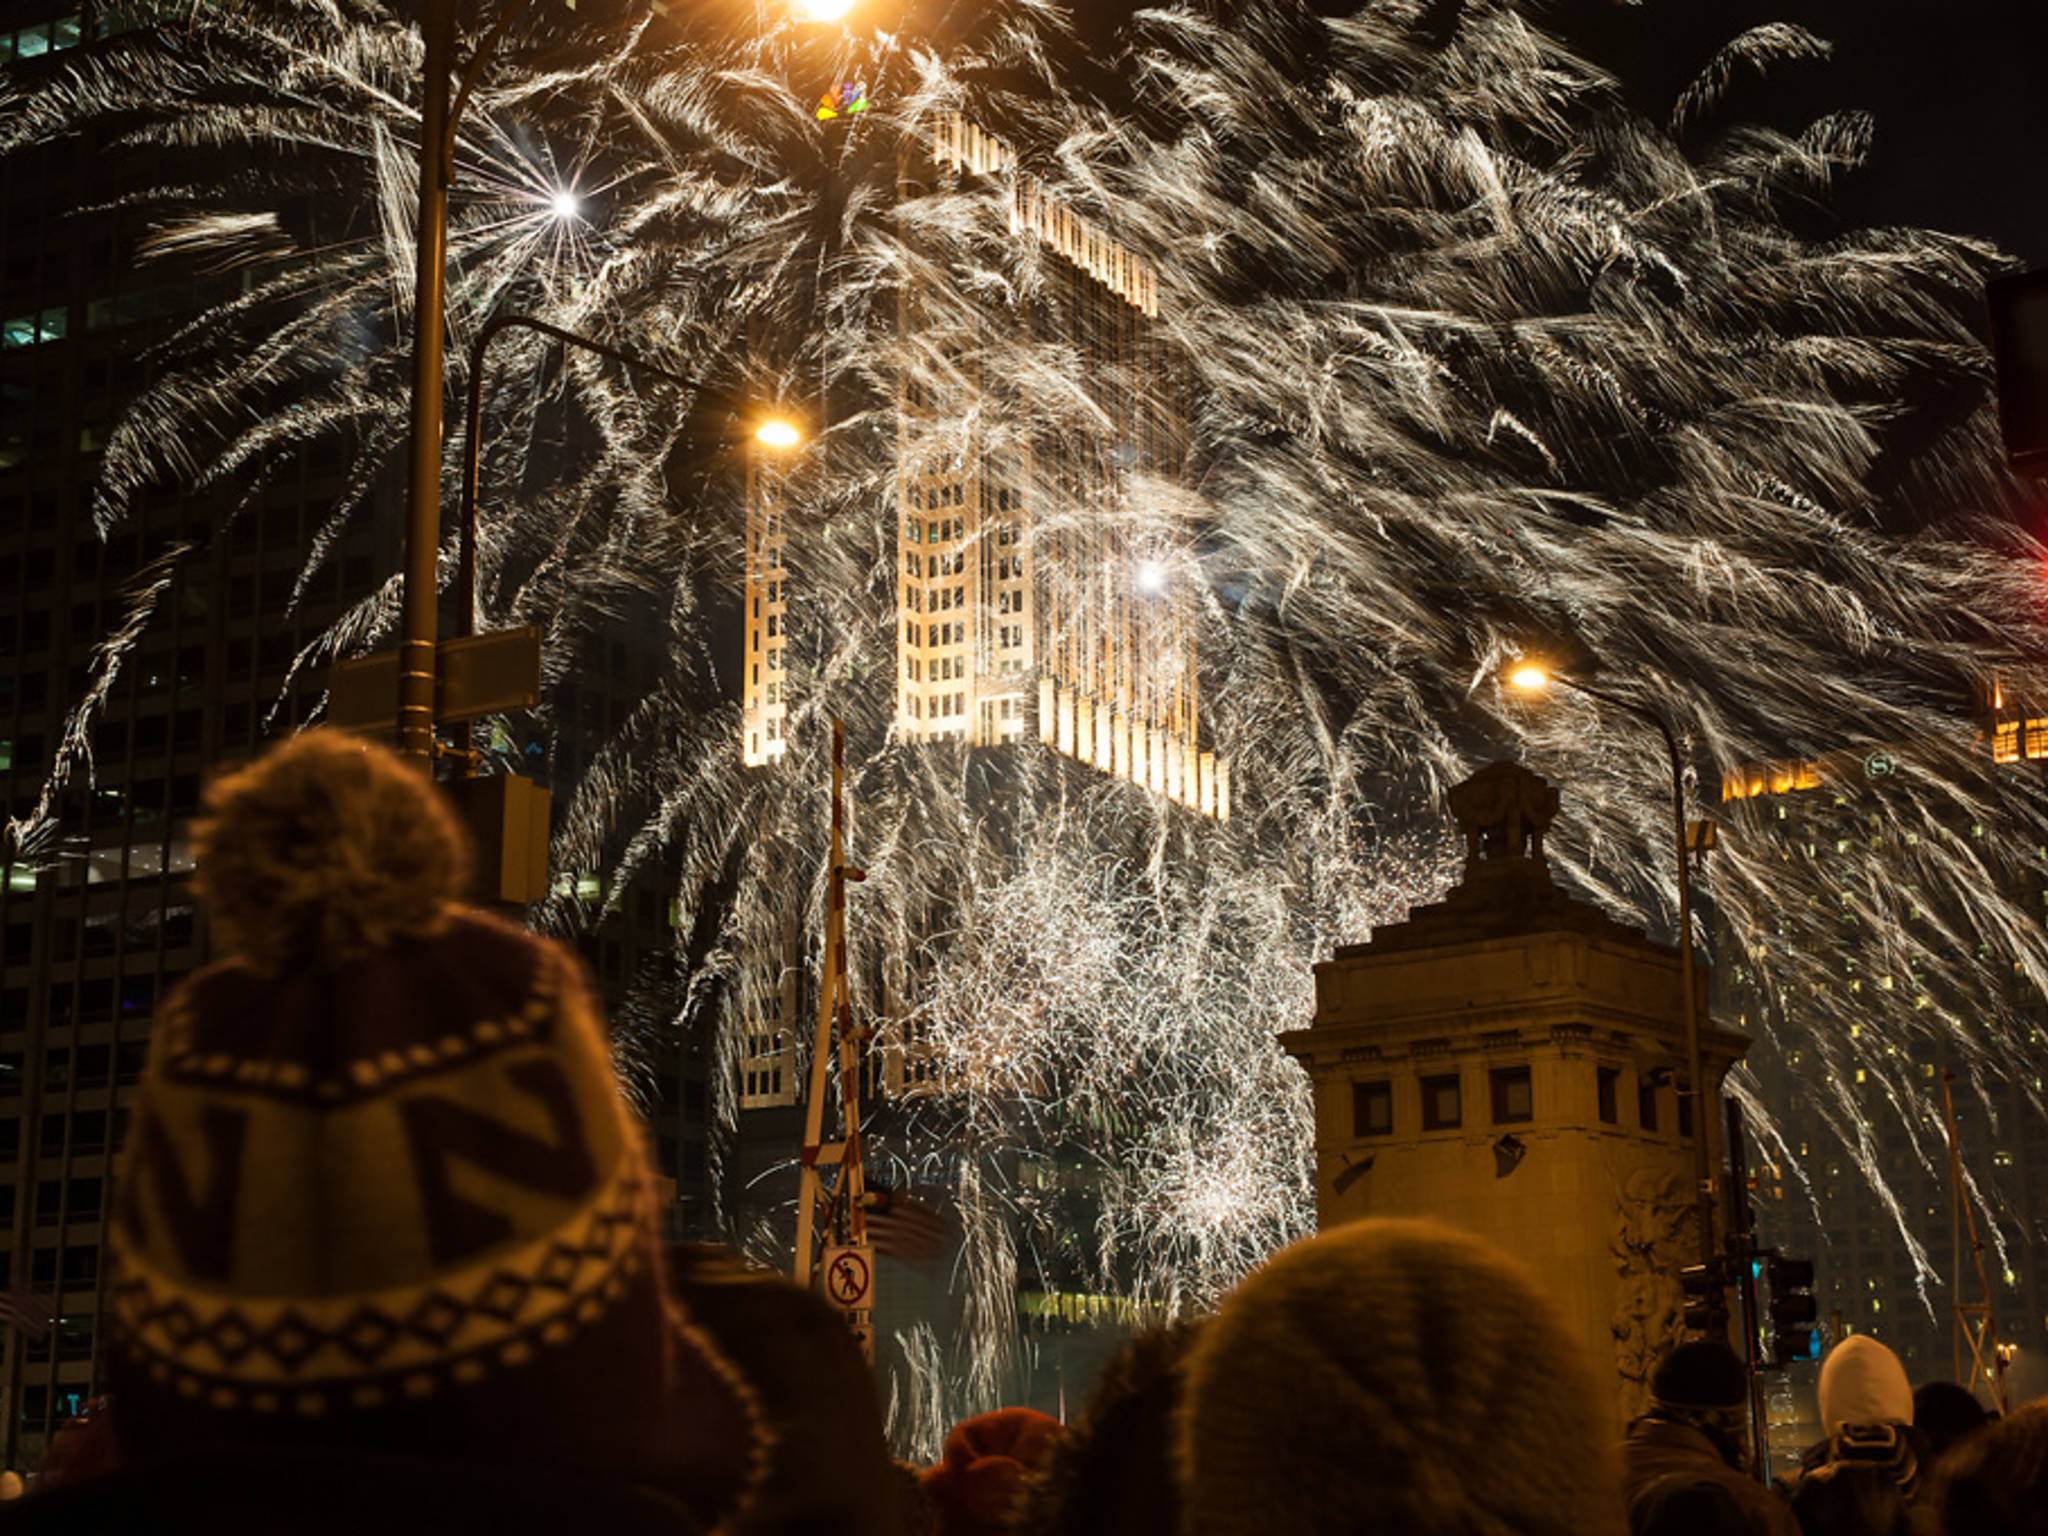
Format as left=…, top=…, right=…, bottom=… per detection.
left=397, top=0, right=461, bottom=764
left=453, top=310, right=802, bottom=645
left=1510, top=665, right=1716, bottom=1267
left=401, top=4, right=803, bottom=766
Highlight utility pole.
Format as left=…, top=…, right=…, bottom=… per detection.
left=794, top=720, right=874, bottom=1359
left=1941, top=1069, right=2009, bottom=1409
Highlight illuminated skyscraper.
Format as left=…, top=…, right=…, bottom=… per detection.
left=740, top=452, right=791, bottom=769
left=739, top=112, right=1226, bottom=818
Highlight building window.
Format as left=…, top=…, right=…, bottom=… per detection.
left=1677, top=1084, right=1694, bottom=1139
left=1638, top=1076, right=1660, bottom=1132
left=1351, top=1080, right=1392, bottom=1138
left=1489, top=1066, right=1533, bottom=1124
left=1597, top=1066, right=1620, bottom=1125
left=1420, top=1073, right=1462, bottom=1131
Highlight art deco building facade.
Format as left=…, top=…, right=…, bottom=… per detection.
left=734, top=112, right=1231, bottom=1133
left=739, top=113, right=1226, bottom=818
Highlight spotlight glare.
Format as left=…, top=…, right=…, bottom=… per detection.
left=1136, top=559, right=1167, bottom=595
left=798, top=0, right=854, bottom=18
left=1509, top=665, right=1549, bottom=691
left=756, top=419, right=802, bottom=451
left=549, top=189, right=580, bottom=221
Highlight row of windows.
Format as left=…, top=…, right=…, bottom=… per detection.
left=906, top=484, right=966, bottom=514
left=0, top=1106, right=129, bottom=1159
left=908, top=655, right=975, bottom=684
left=0, top=5, right=145, bottom=65
left=906, top=621, right=965, bottom=648
left=907, top=691, right=967, bottom=719
left=1350, top=1064, right=1692, bottom=1138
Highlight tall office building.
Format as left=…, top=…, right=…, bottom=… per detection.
left=1719, top=743, right=2048, bottom=1389
left=0, top=0, right=711, bottom=1469
left=739, top=112, right=1226, bottom=818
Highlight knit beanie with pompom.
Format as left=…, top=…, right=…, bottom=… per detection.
left=1176, top=1217, right=1626, bottom=1536
left=106, top=731, right=765, bottom=1525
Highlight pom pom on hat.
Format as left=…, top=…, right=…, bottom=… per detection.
left=922, top=1408, right=1067, bottom=1536
left=191, top=729, right=470, bottom=976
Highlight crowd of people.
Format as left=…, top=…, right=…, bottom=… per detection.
left=0, top=730, right=2041, bottom=1534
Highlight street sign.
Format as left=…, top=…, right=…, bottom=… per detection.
left=328, top=626, right=542, bottom=734
left=821, top=1245, right=875, bottom=1311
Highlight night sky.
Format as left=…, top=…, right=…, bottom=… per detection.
left=1544, top=0, right=2048, bottom=269
left=1067, top=2, right=2048, bottom=268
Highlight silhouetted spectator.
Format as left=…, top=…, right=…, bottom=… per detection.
left=1623, top=1341, right=1798, bottom=1536
left=920, top=1408, right=1065, bottom=1536
left=1175, top=1218, right=1626, bottom=1536
left=1782, top=1336, right=1924, bottom=1536
left=1011, top=1324, right=1200, bottom=1536
left=666, top=1241, right=902, bottom=1535
left=96, top=731, right=766, bottom=1523
left=1921, top=1399, right=2048, bottom=1536
left=1912, top=1380, right=1991, bottom=1464
left=35, top=1397, right=119, bottom=1494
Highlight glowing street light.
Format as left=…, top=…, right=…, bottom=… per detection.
left=1508, top=664, right=1549, bottom=692
left=797, top=0, right=855, bottom=19
left=755, top=418, right=803, bottom=451
left=1135, top=558, right=1168, bottom=596
left=548, top=188, right=580, bottom=221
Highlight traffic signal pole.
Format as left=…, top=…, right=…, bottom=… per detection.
left=1726, top=1099, right=1770, bottom=1480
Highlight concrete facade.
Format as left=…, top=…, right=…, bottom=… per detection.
left=1281, top=762, right=1751, bottom=1419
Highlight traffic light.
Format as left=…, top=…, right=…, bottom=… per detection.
left=1767, top=1255, right=1819, bottom=1363
left=1680, top=1259, right=1729, bottom=1335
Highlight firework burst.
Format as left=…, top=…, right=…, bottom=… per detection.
left=9, top=0, right=2048, bottom=1444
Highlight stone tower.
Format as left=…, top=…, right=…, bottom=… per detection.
left=1280, top=761, right=1751, bottom=1420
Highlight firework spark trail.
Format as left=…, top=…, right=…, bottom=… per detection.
left=10, top=0, right=2048, bottom=1424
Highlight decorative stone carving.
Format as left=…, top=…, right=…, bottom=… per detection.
left=1448, top=760, right=1561, bottom=868
left=1610, top=1166, right=1692, bottom=1422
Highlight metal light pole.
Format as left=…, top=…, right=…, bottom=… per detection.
left=397, top=0, right=460, bottom=764
left=1512, top=667, right=1716, bottom=1266
left=453, top=312, right=791, bottom=639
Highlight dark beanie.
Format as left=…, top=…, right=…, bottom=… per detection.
left=1651, top=1341, right=1749, bottom=1410
left=1176, top=1218, right=1625, bottom=1536
left=1914, top=1381, right=1991, bottom=1459
left=105, top=732, right=765, bottom=1525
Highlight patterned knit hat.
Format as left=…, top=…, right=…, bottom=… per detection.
left=106, top=732, right=764, bottom=1522
left=1176, top=1218, right=1625, bottom=1536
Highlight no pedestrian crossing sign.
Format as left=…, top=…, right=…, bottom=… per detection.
left=822, top=1245, right=874, bottom=1311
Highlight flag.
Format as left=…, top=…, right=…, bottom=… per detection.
left=862, top=1187, right=952, bottom=1266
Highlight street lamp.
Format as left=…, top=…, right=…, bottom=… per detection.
left=796, top=0, right=856, bottom=19
left=453, top=310, right=805, bottom=652
left=1510, top=664, right=1716, bottom=1267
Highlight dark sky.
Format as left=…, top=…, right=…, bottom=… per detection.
left=1545, top=0, right=2048, bottom=268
